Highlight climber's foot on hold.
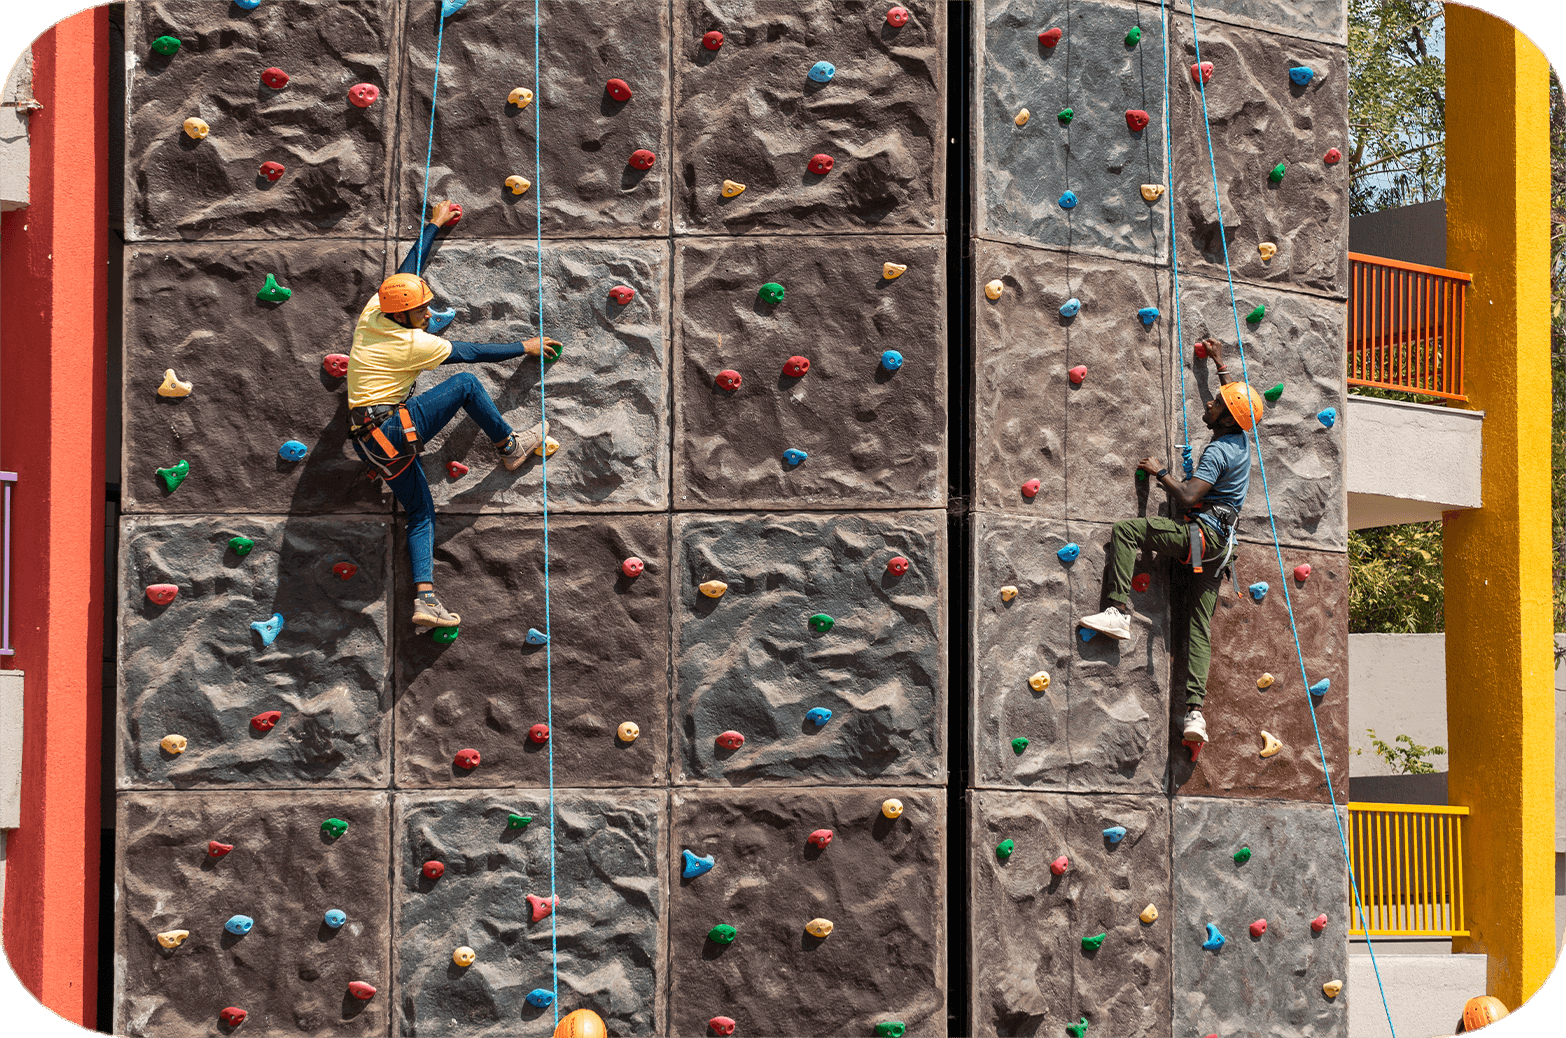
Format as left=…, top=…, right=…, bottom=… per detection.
left=499, top=421, right=548, bottom=472
left=1079, top=604, right=1132, bottom=642
left=412, top=591, right=461, bottom=628
left=1183, top=708, right=1209, bottom=743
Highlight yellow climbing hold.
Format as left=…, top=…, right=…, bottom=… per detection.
left=1139, top=904, right=1158, bottom=924
left=1257, top=672, right=1275, bottom=689
left=881, top=798, right=903, bottom=819
left=160, top=734, right=188, bottom=754
left=182, top=117, right=209, bottom=140
left=1014, top=107, right=1030, bottom=126
left=1028, top=671, right=1050, bottom=691
left=1140, top=184, right=1165, bottom=202
left=452, top=946, right=476, bottom=967
left=882, top=262, right=907, bottom=280
left=533, top=436, right=560, bottom=457
left=1259, top=242, right=1278, bottom=262
left=721, top=179, right=746, bottom=197
left=157, top=929, right=190, bottom=949
left=699, top=580, right=728, bottom=599
left=1259, top=730, right=1283, bottom=757
left=158, top=369, right=193, bottom=398
left=617, top=721, right=640, bottom=743
left=984, top=279, right=1004, bottom=300
left=508, top=87, right=533, bottom=108
left=505, top=175, right=531, bottom=195
left=999, top=585, right=1018, bottom=602
left=805, top=918, right=834, bottom=938
left=1323, top=979, right=1343, bottom=999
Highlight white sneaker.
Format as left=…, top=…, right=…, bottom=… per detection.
left=1078, top=605, right=1132, bottom=642
left=1183, top=708, right=1208, bottom=743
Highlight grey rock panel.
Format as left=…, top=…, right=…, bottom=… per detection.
left=125, top=0, right=395, bottom=240
left=396, top=1, right=670, bottom=240
left=122, top=241, right=391, bottom=515
left=673, top=511, right=945, bottom=785
left=673, top=236, right=947, bottom=511
left=671, top=1, right=946, bottom=236
left=669, top=787, right=945, bottom=1037
left=393, top=514, right=669, bottom=790
left=119, top=515, right=391, bottom=789
left=1172, top=799, right=1349, bottom=1038
left=1173, top=542, right=1349, bottom=804
left=970, top=790, right=1172, bottom=1038
left=1171, top=0, right=1347, bottom=45
left=115, top=791, right=392, bottom=1037
left=400, top=238, right=671, bottom=513
left=394, top=791, right=663, bottom=1037
left=976, top=0, right=1170, bottom=261
left=1170, top=17, right=1349, bottom=297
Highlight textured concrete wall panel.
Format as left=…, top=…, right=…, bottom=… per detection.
left=1171, top=0, right=1347, bottom=45
left=119, top=516, right=391, bottom=789
left=669, top=788, right=945, bottom=1037
left=674, top=511, right=945, bottom=785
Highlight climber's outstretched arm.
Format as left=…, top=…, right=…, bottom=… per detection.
left=396, top=200, right=461, bottom=276
left=442, top=336, right=560, bottom=364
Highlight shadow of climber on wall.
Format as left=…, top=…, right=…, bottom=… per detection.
left=346, top=198, right=562, bottom=629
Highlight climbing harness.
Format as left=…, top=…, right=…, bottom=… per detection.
left=349, top=403, right=421, bottom=481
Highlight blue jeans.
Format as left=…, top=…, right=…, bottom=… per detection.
left=353, top=372, right=512, bottom=585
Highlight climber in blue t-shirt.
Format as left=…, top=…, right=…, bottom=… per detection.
left=1077, top=338, right=1265, bottom=745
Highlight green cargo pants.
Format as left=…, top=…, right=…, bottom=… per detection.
left=1101, top=516, right=1228, bottom=707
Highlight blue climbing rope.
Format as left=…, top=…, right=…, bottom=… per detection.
left=415, top=13, right=447, bottom=274
left=1181, top=3, right=1396, bottom=1032
left=1158, top=0, right=1193, bottom=476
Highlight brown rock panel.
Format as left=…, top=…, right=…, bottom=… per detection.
left=393, top=514, right=669, bottom=789
left=669, top=787, right=945, bottom=1037
left=673, top=235, right=947, bottom=511
left=1171, top=0, right=1347, bottom=46
left=671, top=1, right=946, bottom=235
left=119, top=515, right=392, bottom=789
left=396, top=0, right=670, bottom=240
left=115, top=791, right=392, bottom=1037
left=970, top=790, right=1172, bottom=1038
left=673, top=511, right=945, bottom=785
left=126, top=0, right=396, bottom=240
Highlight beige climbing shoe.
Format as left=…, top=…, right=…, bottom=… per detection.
left=500, top=421, right=548, bottom=472
left=411, top=593, right=461, bottom=628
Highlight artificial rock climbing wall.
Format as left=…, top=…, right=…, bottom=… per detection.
left=117, top=3, right=946, bottom=1037
left=969, top=1, right=1350, bottom=1036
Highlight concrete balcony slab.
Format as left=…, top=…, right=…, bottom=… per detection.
left=1347, top=395, right=1484, bottom=529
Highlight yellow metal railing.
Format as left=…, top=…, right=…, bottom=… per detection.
left=1346, top=802, right=1470, bottom=937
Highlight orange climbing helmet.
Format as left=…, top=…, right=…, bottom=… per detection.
left=1219, top=381, right=1265, bottom=431
left=1461, top=995, right=1508, bottom=1031
left=377, top=273, right=435, bottom=314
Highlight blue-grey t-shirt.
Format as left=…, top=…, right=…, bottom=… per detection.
left=1192, top=432, right=1251, bottom=539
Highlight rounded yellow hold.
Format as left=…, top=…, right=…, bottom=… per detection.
left=1256, top=672, right=1275, bottom=689
left=882, top=262, right=908, bottom=280
left=1140, top=183, right=1165, bottom=202
left=1322, top=979, right=1343, bottom=999
left=1258, top=242, right=1278, bottom=262
left=1014, top=107, right=1030, bottom=126
left=1028, top=671, right=1050, bottom=691
left=452, top=946, right=476, bottom=967
left=805, top=918, right=834, bottom=938
left=156, top=929, right=190, bottom=949
left=533, top=435, right=560, bottom=457
left=881, top=798, right=903, bottom=819
left=721, top=180, right=746, bottom=198
left=182, top=117, right=209, bottom=140
left=1259, top=730, right=1283, bottom=758
left=505, top=175, right=532, bottom=195
left=160, top=733, right=188, bottom=755
left=509, top=87, right=534, bottom=108
left=158, top=369, right=193, bottom=398
left=699, top=579, right=728, bottom=599
left=617, top=721, right=640, bottom=743
left=999, top=585, right=1018, bottom=602
left=1139, top=904, right=1158, bottom=924
left=984, top=279, right=1005, bottom=300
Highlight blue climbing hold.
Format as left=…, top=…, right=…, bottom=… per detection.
left=784, top=448, right=808, bottom=465
left=279, top=440, right=308, bottom=462
left=1249, top=581, right=1269, bottom=601
left=251, top=613, right=284, bottom=646
left=1059, top=298, right=1081, bottom=318
left=1309, top=678, right=1331, bottom=695
left=323, top=909, right=346, bottom=929
left=526, top=628, right=548, bottom=645
left=881, top=350, right=904, bottom=372
left=1103, top=826, right=1127, bottom=843
left=1289, top=66, right=1315, bottom=86
left=682, top=849, right=715, bottom=879
left=525, top=989, right=555, bottom=1009
left=1318, top=407, right=1337, bottom=428
left=1079, top=627, right=1096, bottom=643
left=234, top=0, right=261, bottom=8
left=805, top=707, right=833, bottom=726
left=808, top=61, right=836, bottom=83
left=1058, top=190, right=1078, bottom=210
left=441, top=0, right=467, bottom=17
left=1138, top=307, right=1159, bottom=325
left=1057, top=543, right=1080, bottom=563
left=1203, top=923, right=1226, bottom=951
left=426, top=307, right=456, bottom=334
left=225, top=914, right=254, bottom=936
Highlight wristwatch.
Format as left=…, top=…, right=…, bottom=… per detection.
left=1156, top=469, right=1169, bottom=479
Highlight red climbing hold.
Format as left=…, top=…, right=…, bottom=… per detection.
left=702, top=30, right=724, bottom=50
left=1194, top=341, right=1208, bottom=359
left=529, top=723, right=550, bottom=744
left=333, top=562, right=358, bottom=580
left=422, top=860, right=445, bottom=880
left=347, top=981, right=376, bottom=1001
left=716, top=730, right=745, bottom=750
left=606, top=78, right=632, bottom=102
left=1125, top=109, right=1150, bottom=132
left=260, top=67, right=289, bottom=89
left=807, top=153, right=834, bottom=175
left=447, top=461, right=469, bottom=478
left=208, top=840, right=234, bottom=858
left=1132, top=573, right=1152, bottom=593
left=609, top=285, right=635, bottom=305
left=220, top=1007, right=247, bottom=1027
left=146, top=584, right=178, bottom=606
left=527, top=893, right=557, bottom=922
left=1324, top=147, right=1342, bottom=165
left=454, top=748, right=480, bottom=769
left=628, top=149, right=656, bottom=170
left=715, top=369, right=742, bottom=391
left=1190, top=61, right=1214, bottom=84
left=1068, top=365, right=1087, bottom=385
left=1184, top=738, right=1204, bottom=761
left=1294, top=563, right=1311, bottom=581
left=1250, top=919, right=1268, bottom=937
left=250, top=710, right=282, bottom=733
left=259, top=161, right=285, bottom=182
left=446, top=202, right=463, bottom=226
left=782, top=356, right=810, bottom=378
left=1021, top=478, right=1041, bottom=498
left=621, top=557, right=645, bottom=578
left=348, top=83, right=379, bottom=108
left=709, top=1016, right=737, bottom=1036
left=323, top=354, right=350, bottom=378
left=887, top=7, right=910, bottom=27
left=1050, top=855, right=1069, bottom=876
left=807, top=829, right=834, bottom=849
left=1311, top=913, right=1329, bottom=932
left=1038, top=27, right=1063, bottom=47
left=887, top=555, right=910, bottom=576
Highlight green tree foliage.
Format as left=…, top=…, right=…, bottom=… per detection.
left=1348, top=522, right=1444, bottom=633
left=1347, top=0, right=1445, bottom=216
left=1356, top=729, right=1446, bottom=774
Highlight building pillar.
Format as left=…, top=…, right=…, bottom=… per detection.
left=1442, top=2, right=1556, bottom=1008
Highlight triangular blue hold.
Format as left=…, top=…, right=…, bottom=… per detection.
left=1079, top=627, right=1096, bottom=642
left=1289, top=66, right=1315, bottom=86
left=1059, top=298, right=1081, bottom=318
left=1317, top=407, right=1337, bottom=428
left=1248, top=581, right=1268, bottom=601
left=805, top=707, right=833, bottom=726
left=525, top=989, right=555, bottom=1009
left=1057, top=543, right=1080, bottom=563
left=441, top=0, right=468, bottom=17
left=783, top=448, right=809, bottom=466
left=1102, top=826, right=1127, bottom=843
left=526, top=627, right=548, bottom=645
left=1202, top=923, right=1226, bottom=951
left=1058, top=190, right=1078, bottom=210
left=1138, top=307, right=1159, bottom=326
left=682, top=849, right=715, bottom=879
left=1308, top=678, right=1331, bottom=695
left=426, top=307, right=456, bottom=334
left=251, top=613, right=284, bottom=647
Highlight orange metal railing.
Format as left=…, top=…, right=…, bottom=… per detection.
left=1346, top=802, right=1470, bottom=937
left=1348, top=252, right=1471, bottom=402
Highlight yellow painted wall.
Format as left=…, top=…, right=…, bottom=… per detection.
left=1442, top=2, right=1556, bottom=1008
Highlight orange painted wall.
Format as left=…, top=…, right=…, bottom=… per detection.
left=0, top=7, right=109, bottom=1027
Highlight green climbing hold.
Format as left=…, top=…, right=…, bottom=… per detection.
left=707, top=924, right=737, bottom=945
left=228, top=536, right=254, bottom=556
left=1067, top=1017, right=1090, bottom=1038
left=1269, top=162, right=1287, bottom=183
left=1125, top=26, right=1142, bottom=45
left=1245, top=304, right=1266, bottom=323
left=432, top=626, right=460, bottom=644
left=1234, top=845, right=1252, bottom=864
left=808, top=613, right=835, bottom=633
left=256, top=273, right=292, bottom=303
left=156, top=459, right=190, bottom=492
left=1057, top=108, right=1074, bottom=124
left=151, top=35, right=181, bottom=56
left=874, top=1024, right=907, bottom=1038
left=1011, top=737, right=1029, bottom=754
left=758, top=282, right=785, bottom=305
left=1082, top=932, right=1106, bottom=951
left=507, top=813, right=531, bottom=829
left=995, top=838, right=1014, bottom=861
left=321, top=818, right=349, bottom=838
left=1263, top=382, right=1284, bottom=403
left=542, top=341, right=563, bottom=365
